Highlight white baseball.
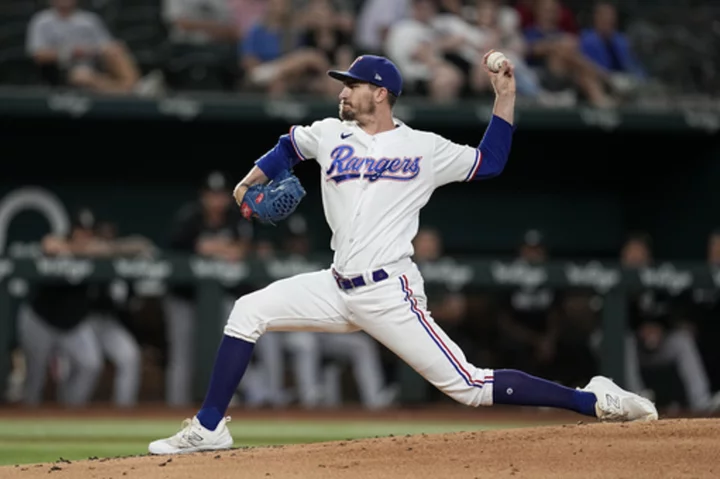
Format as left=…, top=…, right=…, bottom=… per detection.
left=486, top=51, right=507, bottom=73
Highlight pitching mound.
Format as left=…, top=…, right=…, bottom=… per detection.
left=3, top=418, right=718, bottom=478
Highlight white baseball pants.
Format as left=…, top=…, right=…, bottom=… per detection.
left=225, top=259, right=494, bottom=407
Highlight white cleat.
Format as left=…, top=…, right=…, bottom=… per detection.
left=148, top=416, right=233, bottom=455
left=582, top=376, right=659, bottom=422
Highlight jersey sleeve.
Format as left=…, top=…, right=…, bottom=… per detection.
left=431, top=134, right=481, bottom=187
left=288, top=119, right=330, bottom=161
left=26, top=14, right=51, bottom=53
left=88, top=13, right=113, bottom=47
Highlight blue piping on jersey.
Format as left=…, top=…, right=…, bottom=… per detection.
left=255, top=133, right=302, bottom=181
left=473, top=115, right=515, bottom=180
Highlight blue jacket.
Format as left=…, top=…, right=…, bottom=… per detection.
left=580, top=29, right=645, bottom=77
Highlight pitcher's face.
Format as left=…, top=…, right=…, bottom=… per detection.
left=339, top=81, right=377, bottom=122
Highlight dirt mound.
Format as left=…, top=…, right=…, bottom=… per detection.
left=3, top=418, right=718, bottom=479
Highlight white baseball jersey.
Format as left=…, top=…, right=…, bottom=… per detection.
left=288, top=117, right=482, bottom=275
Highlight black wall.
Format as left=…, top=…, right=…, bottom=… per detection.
left=1, top=116, right=718, bottom=260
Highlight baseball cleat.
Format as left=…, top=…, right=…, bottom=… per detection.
left=148, top=416, right=233, bottom=455
left=582, top=376, right=659, bottom=422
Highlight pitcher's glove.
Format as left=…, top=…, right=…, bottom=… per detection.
left=237, top=171, right=306, bottom=225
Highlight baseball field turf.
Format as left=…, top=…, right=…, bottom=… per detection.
left=1, top=408, right=717, bottom=478
left=0, top=416, right=534, bottom=465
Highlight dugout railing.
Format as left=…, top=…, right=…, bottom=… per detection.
left=0, top=254, right=716, bottom=403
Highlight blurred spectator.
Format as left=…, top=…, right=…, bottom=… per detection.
left=699, top=231, right=720, bottom=389
left=620, top=233, right=720, bottom=413
left=354, top=0, right=409, bottom=55
left=551, top=288, right=600, bottom=386
left=523, top=0, right=615, bottom=107
left=254, top=238, right=276, bottom=259
left=163, top=171, right=253, bottom=406
left=162, top=0, right=241, bottom=91
left=240, top=0, right=330, bottom=96
left=683, top=231, right=720, bottom=396
left=385, top=0, right=464, bottom=102
left=307, top=330, right=398, bottom=410
left=169, top=170, right=251, bottom=263
left=281, top=214, right=313, bottom=256
left=472, top=0, right=543, bottom=98
left=437, top=0, right=468, bottom=17
left=18, top=209, right=104, bottom=407
left=27, top=0, right=163, bottom=96
left=430, top=0, right=498, bottom=98
left=413, top=227, right=443, bottom=263
left=294, top=0, right=355, bottom=34
left=474, top=1, right=525, bottom=59
left=579, top=2, right=645, bottom=97
left=707, top=229, right=720, bottom=266
left=515, top=0, right=578, bottom=33
left=17, top=208, right=153, bottom=407
left=495, top=230, right=565, bottom=379
left=228, top=0, right=267, bottom=38
left=86, top=221, right=151, bottom=408
left=164, top=0, right=239, bottom=45
left=298, top=0, right=356, bottom=96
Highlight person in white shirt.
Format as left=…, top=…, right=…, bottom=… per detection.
left=471, top=0, right=543, bottom=97
left=27, top=0, right=162, bottom=95
left=163, top=0, right=239, bottom=45
left=384, top=0, right=464, bottom=102
left=148, top=52, right=657, bottom=455
left=354, top=0, right=410, bottom=55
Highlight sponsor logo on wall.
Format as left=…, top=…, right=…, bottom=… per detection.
left=565, top=261, right=621, bottom=292
left=491, top=260, right=547, bottom=288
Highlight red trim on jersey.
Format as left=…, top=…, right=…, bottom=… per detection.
left=289, top=126, right=307, bottom=161
left=400, top=275, right=493, bottom=387
left=465, top=150, right=483, bottom=182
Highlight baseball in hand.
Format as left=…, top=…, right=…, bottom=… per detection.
left=486, top=51, right=507, bottom=73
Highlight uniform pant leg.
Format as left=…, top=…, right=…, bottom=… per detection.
left=254, top=332, right=290, bottom=406
left=321, top=332, right=392, bottom=409
left=89, top=314, right=142, bottom=407
left=58, top=320, right=103, bottom=406
left=624, top=333, right=647, bottom=394
left=348, top=266, right=494, bottom=407
left=17, top=304, right=57, bottom=406
left=285, top=332, right=323, bottom=408
left=649, top=329, right=712, bottom=411
left=162, top=295, right=195, bottom=407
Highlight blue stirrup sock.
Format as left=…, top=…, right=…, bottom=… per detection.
left=492, top=369, right=597, bottom=417
left=196, top=335, right=255, bottom=431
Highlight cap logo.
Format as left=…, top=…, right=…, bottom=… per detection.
left=349, top=56, right=364, bottom=69
left=374, top=73, right=382, bottom=81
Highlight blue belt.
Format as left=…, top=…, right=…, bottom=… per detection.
left=332, top=268, right=389, bottom=290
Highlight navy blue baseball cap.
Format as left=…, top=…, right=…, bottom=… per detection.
left=328, top=55, right=403, bottom=97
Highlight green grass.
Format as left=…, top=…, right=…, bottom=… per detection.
left=0, top=418, right=536, bottom=466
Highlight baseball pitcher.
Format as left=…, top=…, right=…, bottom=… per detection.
left=149, top=52, right=657, bottom=454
